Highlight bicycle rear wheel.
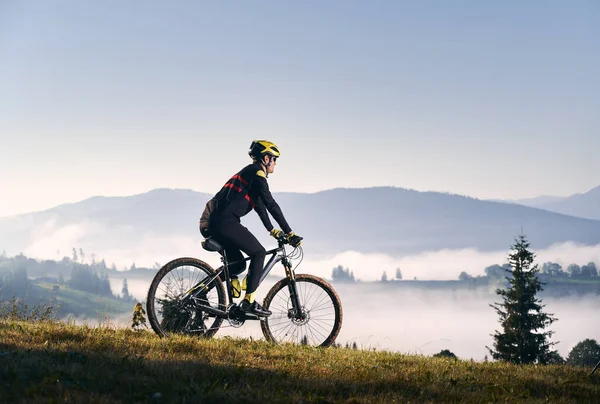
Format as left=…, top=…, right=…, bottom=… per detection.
left=261, top=274, right=342, bottom=347
left=146, top=257, right=226, bottom=338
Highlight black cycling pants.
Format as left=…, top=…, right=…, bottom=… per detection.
left=211, top=219, right=266, bottom=295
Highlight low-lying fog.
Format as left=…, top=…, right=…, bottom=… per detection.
left=20, top=223, right=600, bottom=281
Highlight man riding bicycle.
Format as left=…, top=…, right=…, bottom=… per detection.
left=199, top=140, right=303, bottom=317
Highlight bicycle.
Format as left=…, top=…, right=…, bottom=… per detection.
left=146, top=235, right=343, bottom=347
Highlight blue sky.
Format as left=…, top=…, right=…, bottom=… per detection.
left=1, top=1, right=599, bottom=217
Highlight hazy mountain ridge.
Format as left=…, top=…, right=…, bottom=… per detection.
left=499, top=185, right=600, bottom=220
left=3, top=187, right=600, bottom=261
left=508, top=195, right=566, bottom=206
left=532, top=185, right=600, bottom=220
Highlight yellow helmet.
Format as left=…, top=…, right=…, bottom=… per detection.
left=248, top=140, right=280, bottom=159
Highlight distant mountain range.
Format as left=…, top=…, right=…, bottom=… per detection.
left=499, top=185, right=600, bottom=220
left=2, top=186, right=600, bottom=262
left=506, top=195, right=566, bottom=206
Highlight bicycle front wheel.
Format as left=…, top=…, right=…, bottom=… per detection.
left=261, top=274, right=342, bottom=348
left=146, top=257, right=226, bottom=339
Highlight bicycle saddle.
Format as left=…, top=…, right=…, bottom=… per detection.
left=202, top=237, right=223, bottom=252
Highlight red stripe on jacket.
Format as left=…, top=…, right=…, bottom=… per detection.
left=231, top=174, right=248, bottom=185
left=223, top=183, right=255, bottom=208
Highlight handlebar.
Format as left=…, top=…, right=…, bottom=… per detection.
left=276, top=234, right=303, bottom=247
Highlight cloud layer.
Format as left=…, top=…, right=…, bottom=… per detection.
left=13, top=218, right=600, bottom=282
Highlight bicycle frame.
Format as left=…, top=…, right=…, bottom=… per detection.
left=215, top=244, right=289, bottom=304
left=184, top=240, right=303, bottom=321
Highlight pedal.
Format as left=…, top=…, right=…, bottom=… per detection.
left=227, top=304, right=246, bottom=328
left=228, top=304, right=261, bottom=322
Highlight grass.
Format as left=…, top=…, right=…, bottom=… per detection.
left=1, top=319, right=599, bottom=403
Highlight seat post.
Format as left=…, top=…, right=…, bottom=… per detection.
left=221, top=250, right=230, bottom=282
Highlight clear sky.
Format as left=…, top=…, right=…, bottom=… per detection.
left=1, top=1, right=599, bottom=217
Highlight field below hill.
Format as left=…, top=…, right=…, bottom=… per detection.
left=1, top=320, right=599, bottom=403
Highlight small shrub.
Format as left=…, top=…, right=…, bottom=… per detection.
left=131, top=302, right=148, bottom=330
left=0, top=297, right=59, bottom=321
left=434, top=349, right=457, bottom=359
left=567, top=339, right=600, bottom=367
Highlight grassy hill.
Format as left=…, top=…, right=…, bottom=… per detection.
left=0, top=279, right=133, bottom=319
left=1, top=320, right=599, bottom=403
left=33, top=281, right=133, bottom=317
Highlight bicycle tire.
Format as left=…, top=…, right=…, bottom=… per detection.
left=261, top=274, right=343, bottom=348
left=146, top=257, right=226, bottom=339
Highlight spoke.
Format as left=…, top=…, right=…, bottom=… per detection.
left=269, top=321, right=296, bottom=333
left=303, top=284, right=320, bottom=309
left=273, top=296, right=290, bottom=307
left=309, top=317, right=336, bottom=323
left=304, top=325, right=329, bottom=342
left=306, top=323, right=323, bottom=345
left=273, top=322, right=296, bottom=340
left=307, top=293, right=330, bottom=311
left=274, top=293, right=290, bottom=307
left=305, top=323, right=327, bottom=342
left=272, top=305, right=289, bottom=315
left=288, top=325, right=300, bottom=344
left=177, top=266, right=184, bottom=294
left=272, top=306, right=289, bottom=315
left=310, top=315, right=336, bottom=322
left=158, top=284, right=178, bottom=301
left=308, top=318, right=334, bottom=335
left=309, top=306, right=335, bottom=313
left=187, top=268, right=191, bottom=296
left=300, top=282, right=308, bottom=308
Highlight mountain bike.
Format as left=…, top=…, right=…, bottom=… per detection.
left=146, top=235, right=343, bottom=347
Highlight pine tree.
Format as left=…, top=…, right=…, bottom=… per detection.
left=395, top=268, right=402, bottom=280
left=331, top=265, right=355, bottom=283
left=487, top=234, right=558, bottom=364
left=122, top=278, right=130, bottom=301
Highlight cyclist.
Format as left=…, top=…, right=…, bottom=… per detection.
left=199, top=140, right=303, bottom=317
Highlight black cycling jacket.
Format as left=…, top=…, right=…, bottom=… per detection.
left=204, top=162, right=292, bottom=234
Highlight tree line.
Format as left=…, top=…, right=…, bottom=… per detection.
left=328, top=259, right=598, bottom=283
left=473, top=260, right=598, bottom=280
